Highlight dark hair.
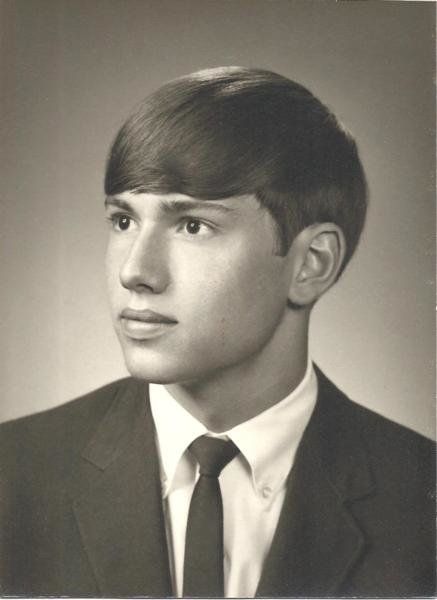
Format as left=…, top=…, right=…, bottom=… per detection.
left=105, top=66, right=367, bottom=271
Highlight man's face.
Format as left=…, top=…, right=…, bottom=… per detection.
left=105, top=191, right=296, bottom=384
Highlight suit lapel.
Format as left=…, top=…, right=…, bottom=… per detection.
left=256, top=368, right=375, bottom=597
left=70, top=379, right=172, bottom=597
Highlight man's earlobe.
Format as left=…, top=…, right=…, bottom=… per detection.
left=288, top=224, right=346, bottom=307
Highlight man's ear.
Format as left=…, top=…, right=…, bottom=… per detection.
left=287, top=223, right=346, bottom=307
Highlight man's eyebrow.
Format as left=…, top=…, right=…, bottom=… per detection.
left=105, top=196, right=237, bottom=216
left=159, top=198, right=236, bottom=215
left=104, top=197, right=133, bottom=211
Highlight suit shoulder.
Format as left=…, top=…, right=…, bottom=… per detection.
left=318, top=367, right=434, bottom=443
left=0, top=378, right=134, bottom=462
left=343, top=391, right=433, bottom=460
left=349, top=401, right=435, bottom=490
left=317, top=368, right=435, bottom=484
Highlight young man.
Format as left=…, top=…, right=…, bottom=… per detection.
left=1, top=67, right=435, bottom=597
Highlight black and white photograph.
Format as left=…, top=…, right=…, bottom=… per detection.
left=0, top=1, right=435, bottom=597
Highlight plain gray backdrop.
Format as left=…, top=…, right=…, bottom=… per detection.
left=0, top=0, right=435, bottom=439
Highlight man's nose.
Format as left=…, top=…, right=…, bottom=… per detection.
left=119, top=230, right=170, bottom=294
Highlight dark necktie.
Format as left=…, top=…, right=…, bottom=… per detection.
left=183, top=435, right=239, bottom=597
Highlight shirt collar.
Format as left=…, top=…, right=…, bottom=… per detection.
left=150, top=361, right=317, bottom=500
left=150, top=385, right=208, bottom=495
left=225, top=361, right=317, bottom=498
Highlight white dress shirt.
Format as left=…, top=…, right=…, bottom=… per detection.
left=149, top=362, right=317, bottom=598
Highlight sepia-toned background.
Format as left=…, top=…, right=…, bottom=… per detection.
left=1, top=0, right=435, bottom=439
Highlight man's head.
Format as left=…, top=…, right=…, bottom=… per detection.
left=105, top=66, right=367, bottom=271
left=104, top=67, right=368, bottom=385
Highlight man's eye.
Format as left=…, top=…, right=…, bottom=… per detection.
left=181, top=219, right=212, bottom=236
left=108, top=214, right=133, bottom=231
left=185, top=219, right=202, bottom=235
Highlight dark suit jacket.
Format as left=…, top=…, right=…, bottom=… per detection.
left=1, top=369, right=435, bottom=597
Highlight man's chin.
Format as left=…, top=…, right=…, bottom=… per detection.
left=119, top=338, right=229, bottom=385
left=124, top=359, right=177, bottom=384
left=122, top=349, right=194, bottom=384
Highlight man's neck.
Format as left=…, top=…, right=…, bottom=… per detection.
left=165, top=317, right=309, bottom=432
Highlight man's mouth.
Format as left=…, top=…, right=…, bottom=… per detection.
left=119, top=308, right=178, bottom=340
left=120, top=308, right=177, bottom=324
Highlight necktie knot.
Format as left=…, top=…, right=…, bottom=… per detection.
left=188, top=435, right=239, bottom=477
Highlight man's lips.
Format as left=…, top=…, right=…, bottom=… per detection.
left=119, top=308, right=177, bottom=341
left=120, top=308, right=177, bottom=324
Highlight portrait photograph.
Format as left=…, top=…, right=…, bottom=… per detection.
left=0, top=0, right=435, bottom=597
